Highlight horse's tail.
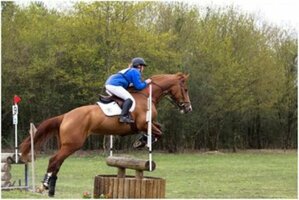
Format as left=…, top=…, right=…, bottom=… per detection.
left=20, top=115, right=64, bottom=162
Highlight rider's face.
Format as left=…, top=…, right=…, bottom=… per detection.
left=139, top=65, right=145, bottom=72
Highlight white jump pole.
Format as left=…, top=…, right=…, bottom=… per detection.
left=109, top=135, right=113, bottom=157
left=30, top=123, right=36, bottom=192
left=13, top=108, right=19, bottom=163
left=14, top=105, right=18, bottom=163
left=147, top=84, right=153, bottom=171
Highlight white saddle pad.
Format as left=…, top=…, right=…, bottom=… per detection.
left=97, top=101, right=122, bottom=116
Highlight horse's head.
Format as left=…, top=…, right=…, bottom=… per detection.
left=149, top=72, right=192, bottom=113
left=167, top=73, right=192, bottom=113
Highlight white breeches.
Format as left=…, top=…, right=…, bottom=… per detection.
left=105, top=85, right=136, bottom=112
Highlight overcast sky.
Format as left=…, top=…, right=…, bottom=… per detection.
left=15, top=0, right=299, bottom=30
left=194, top=0, right=299, bottom=29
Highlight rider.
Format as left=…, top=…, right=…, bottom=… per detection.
left=105, top=57, right=152, bottom=123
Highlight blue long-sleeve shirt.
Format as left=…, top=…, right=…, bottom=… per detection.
left=105, top=68, right=147, bottom=90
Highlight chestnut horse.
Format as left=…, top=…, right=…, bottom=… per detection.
left=20, top=72, right=192, bottom=197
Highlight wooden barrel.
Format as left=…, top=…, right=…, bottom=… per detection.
left=1, top=180, right=11, bottom=187
left=1, top=163, right=11, bottom=172
left=94, top=175, right=166, bottom=198
left=1, top=155, right=12, bottom=187
left=1, top=153, right=14, bottom=164
left=1, top=171, right=12, bottom=181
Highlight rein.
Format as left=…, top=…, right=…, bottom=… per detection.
left=132, top=78, right=189, bottom=108
left=151, top=82, right=166, bottom=94
left=131, top=81, right=168, bottom=104
left=133, top=81, right=178, bottom=106
left=151, top=81, right=173, bottom=105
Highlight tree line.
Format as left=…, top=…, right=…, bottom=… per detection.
left=1, top=1, right=297, bottom=152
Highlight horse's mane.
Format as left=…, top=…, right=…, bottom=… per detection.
left=129, top=72, right=187, bottom=95
left=150, top=72, right=185, bottom=81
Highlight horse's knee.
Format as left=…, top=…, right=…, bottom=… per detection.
left=153, top=121, right=163, bottom=129
left=152, top=124, right=163, bottom=137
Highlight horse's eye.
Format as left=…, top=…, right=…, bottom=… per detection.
left=185, top=89, right=188, bottom=92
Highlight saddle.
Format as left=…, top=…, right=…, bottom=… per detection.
left=97, top=94, right=138, bottom=132
left=99, top=95, right=124, bottom=107
left=98, top=86, right=139, bottom=104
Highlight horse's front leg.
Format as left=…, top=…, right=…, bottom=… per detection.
left=152, top=121, right=163, bottom=139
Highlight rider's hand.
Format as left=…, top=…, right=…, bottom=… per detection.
left=145, top=79, right=152, bottom=84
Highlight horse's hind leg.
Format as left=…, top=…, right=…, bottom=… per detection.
left=42, top=145, right=80, bottom=197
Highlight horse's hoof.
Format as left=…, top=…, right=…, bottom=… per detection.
left=48, top=191, right=55, bottom=197
left=133, top=140, right=146, bottom=149
left=36, top=188, right=42, bottom=193
left=36, top=184, right=45, bottom=193
left=48, top=187, right=55, bottom=197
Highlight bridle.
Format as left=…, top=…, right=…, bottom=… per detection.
left=151, top=81, right=190, bottom=110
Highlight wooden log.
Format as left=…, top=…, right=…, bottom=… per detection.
left=106, top=156, right=156, bottom=171
left=94, top=175, right=166, bottom=198
left=1, top=171, right=12, bottom=181
left=1, top=163, right=11, bottom=172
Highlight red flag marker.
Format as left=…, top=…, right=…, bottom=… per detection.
left=13, top=95, right=21, bottom=104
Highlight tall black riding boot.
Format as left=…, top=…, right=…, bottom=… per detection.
left=48, top=175, right=58, bottom=197
left=119, top=99, right=134, bottom=123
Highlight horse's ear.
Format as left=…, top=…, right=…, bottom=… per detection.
left=185, top=74, right=190, bottom=79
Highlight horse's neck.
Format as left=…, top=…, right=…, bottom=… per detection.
left=151, top=75, right=175, bottom=104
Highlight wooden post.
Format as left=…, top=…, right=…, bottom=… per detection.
left=117, top=168, right=126, bottom=178
left=30, top=123, right=37, bottom=192
left=135, top=170, right=143, bottom=179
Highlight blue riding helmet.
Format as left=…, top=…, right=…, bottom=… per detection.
left=132, top=57, right=147, bottom=67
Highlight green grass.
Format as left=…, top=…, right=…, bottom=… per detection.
left=1, top=150, right=297, bottom=198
